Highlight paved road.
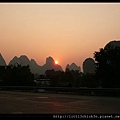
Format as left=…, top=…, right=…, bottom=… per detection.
left=0, top=90, right=120, bottom=115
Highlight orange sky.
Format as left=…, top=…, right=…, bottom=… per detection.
left=0, top=3, right=120, bottom=71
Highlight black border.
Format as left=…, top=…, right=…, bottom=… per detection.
left=0, top=114, right=120, bottom=119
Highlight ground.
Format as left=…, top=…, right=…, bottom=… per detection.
left=0, top=90, right=119, bottom=116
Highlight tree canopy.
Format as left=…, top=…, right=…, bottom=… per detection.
left=0, top=64, right=34, bottom=86
left=94, top=44, right=120, bottom=88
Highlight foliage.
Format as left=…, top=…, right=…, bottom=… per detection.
left=44, top=69, right=98, bottom=88
left=0, top=64, right=34, bottom=86
left=94, top=44, right=120, bottom=88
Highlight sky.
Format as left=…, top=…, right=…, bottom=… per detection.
left=0, top=2, right=120, bottom=71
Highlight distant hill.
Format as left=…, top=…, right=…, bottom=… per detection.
left=0, top=53, right=7, bottom=66
left=83, top=58, right=96, bottom=74
left=42, top=56, right=63, bottom=73
left=9, top=55, right=63, bottom=75
left=9, top=55, right=30, bottom=66
left=66, top=63, right=81, bottom=72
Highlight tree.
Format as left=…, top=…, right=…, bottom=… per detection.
left=0, top=65, right=34, bottom=86
left=94, top=44, right=120, bottom=88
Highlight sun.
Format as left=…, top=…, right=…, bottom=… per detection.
left=55, top=60, right=58, bottom=64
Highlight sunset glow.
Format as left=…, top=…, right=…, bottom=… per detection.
left=0, top=3, right=120, bottom=71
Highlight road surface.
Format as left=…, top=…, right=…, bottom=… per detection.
left=0, top=90, right=120, bottom=116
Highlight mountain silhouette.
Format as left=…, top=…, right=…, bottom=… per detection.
left=83, top=58, right=96, bottom=74
left=9, top=55, right=31, bottom=66
left=30, top=59, right=42, bottom=75
left=0, top=53, right=6, bottom=66
left=66, top=63, right=81, bottom=72
left=9, top=55, right=63, bottom=75
left=42, top=56, right=63, bottom=73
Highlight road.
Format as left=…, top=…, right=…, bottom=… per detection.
left=0, top=90, right=120, bottom=115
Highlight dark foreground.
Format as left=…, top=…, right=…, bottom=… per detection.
left=0, top=90, right=120, bottom=118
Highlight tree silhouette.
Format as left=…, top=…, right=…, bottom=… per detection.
left=94, top=44, right=120, bottom=88
left=0, top=65, right=34, bottom=86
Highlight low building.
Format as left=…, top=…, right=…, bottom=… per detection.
left=34, top=79, right=50, bottom=87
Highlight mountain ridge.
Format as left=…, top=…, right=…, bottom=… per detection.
left=9, top=55, right=63, bottom=75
